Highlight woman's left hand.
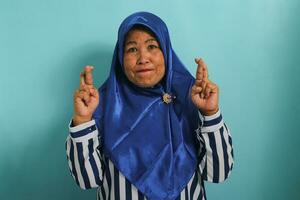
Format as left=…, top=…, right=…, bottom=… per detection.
left=191, top=58, right=219, bottom=116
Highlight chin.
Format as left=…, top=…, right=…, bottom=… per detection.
left=129, top=76, right=163, bottom=88
left=134, top=79, right=160, bottom=88
left=135, top=82, right=155, bottom=88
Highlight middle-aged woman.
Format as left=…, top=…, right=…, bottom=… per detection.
left=66, top=12, right=234, bottom=200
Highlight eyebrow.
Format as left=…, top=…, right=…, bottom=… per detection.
left=125, top=41, right=137, bottom=46
left=125, top=38, right=158, bottom=46
left=145, top=38, right=157, bottom=43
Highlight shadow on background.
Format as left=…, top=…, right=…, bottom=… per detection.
left=0, top=43, right=113, bottom=199
left=259, top=9, right=300, bottom=199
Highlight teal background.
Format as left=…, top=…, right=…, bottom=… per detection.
left=1, top=0, right=299, bottom=199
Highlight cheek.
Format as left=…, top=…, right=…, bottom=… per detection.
left=157, top=66, right=165, bottom=80
left=154, top=54, right=165, bottom=78
left=124, top=66, right=134, bottom=80
left=123, top=56, right=135, bottom=76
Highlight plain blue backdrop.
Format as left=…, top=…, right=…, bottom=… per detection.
left=1, top=0, right=299, bottom=199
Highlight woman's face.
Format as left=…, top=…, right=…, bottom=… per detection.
left=123, top=29, right=165, bottom=88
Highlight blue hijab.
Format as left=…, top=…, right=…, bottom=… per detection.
left=93, top=12, right=200, bottom=199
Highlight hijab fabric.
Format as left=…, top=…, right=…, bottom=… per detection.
left=93, top=12, right=200, bottom=200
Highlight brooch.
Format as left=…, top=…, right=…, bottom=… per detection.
left=162, top=93, right=173, bottom=104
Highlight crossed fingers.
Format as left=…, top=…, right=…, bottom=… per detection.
left=80, top=65, right=94, bottom=89
left=193, top=58, right=217, bottom=99
left=75, top=66, right=97, bottom=105
left=195, top=58, right=208, bottom=81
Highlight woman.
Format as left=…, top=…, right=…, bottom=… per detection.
left=66, top=12, right=234, bottom=200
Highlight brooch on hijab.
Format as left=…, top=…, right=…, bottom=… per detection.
left=162, top=93, right=175, bottom=104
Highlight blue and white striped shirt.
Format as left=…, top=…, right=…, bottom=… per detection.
left=66, top=110, right=234, bottom=200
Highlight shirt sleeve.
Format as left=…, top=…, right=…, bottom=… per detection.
left=65, top=119, right=104, bottom=189
left=196, top=110, right=234, bottom=183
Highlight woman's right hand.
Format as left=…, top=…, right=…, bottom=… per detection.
left=72, top=66, right=99, bottom=126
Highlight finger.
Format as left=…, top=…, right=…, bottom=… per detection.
left=203, top=62, right=208, bottom=81
left=84, top=65, right=94, bottom=85
left=74, top=90, right=85, bottom=105
left=77, top=90, right=89, bottom=99
left=199, top=59, right=208, bottom=81
left=209, top=82, right=219, bottom=94
left=81, top=90, right=90, bottom=104
left=200, top=79, right=207, bottom=98
left=191, top=84, right=203, bottom=95
left=205, top=82, right=218, bottom=98
left=89, top=87, right=99, bottom=98
left=74, top=89, right=80, bottom=100
left=195, top=58, right=204, bottom=80
left=74, top=95, right=85, bottom=106
left=75, top=88, right=91, bottom=103
left=81, top=83, right=94, bottom=91
left=194, top=79, right=203, bottom=87
left=204, top=85, right=212, bottom=98
left=80, top=72, right=86, bottom=89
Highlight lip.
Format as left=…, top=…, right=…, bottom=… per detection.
left=136, top=68, right=154, bottom=73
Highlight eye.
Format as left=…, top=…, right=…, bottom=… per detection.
left=148, top=44, right=159, bottom=50
left=126, top=47, right=138, bottom=53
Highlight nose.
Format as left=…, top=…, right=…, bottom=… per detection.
left=137, top=48, right=150, bottom=65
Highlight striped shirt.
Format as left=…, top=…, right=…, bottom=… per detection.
left=66, top=110, right=234, bottom=200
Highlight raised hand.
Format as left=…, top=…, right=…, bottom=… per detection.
left=191, top=58, right=219, bottom=116
left=72, top=66, right=99, bottom=126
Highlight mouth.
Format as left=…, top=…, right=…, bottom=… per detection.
left=135, top=68, right=154, bottom=74
left=136, top=68, right=154, bottom=73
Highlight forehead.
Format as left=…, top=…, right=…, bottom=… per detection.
left=125, top=26, right=157, bottom=42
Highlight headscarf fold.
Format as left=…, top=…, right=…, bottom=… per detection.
left=93, top=12, right=200, bottom=200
